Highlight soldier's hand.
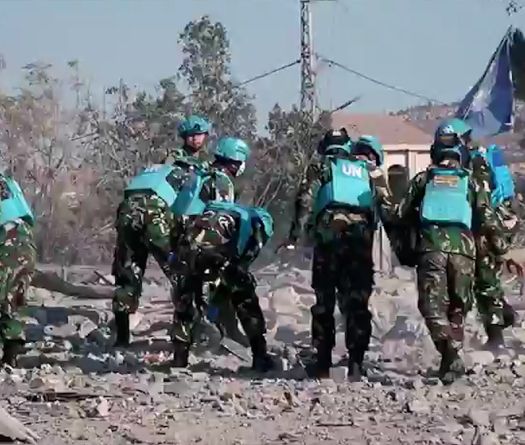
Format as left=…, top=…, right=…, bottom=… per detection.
left=506, top=258, right=524, bottom=277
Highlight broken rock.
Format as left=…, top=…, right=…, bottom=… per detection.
left=0, top=407, right=39, bottom=444
left=464, top=351, right=495, bottom=367
left=406, top=399, right=430, bottom=414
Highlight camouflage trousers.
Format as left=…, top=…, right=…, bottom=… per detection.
left=171, top=263, right=266, bottom=346
left=0, top=221, right=36, bottom=344
left=474, top=254, right=508, bottom=327
left=112, top=194, right=175, bottom=314
left=417, top=251, right=474, bottom=352
left=310, top=227, right=374, bottom=355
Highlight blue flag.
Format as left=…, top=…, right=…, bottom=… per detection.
left=456, top=28, right=514, bottom=139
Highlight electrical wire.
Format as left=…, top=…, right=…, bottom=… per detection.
left=318, top=55, right=446, bottom=104
left=237, top=59, right=301, bottom=87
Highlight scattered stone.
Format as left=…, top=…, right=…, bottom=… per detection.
left=406, top=399, right=430, bottom=414
left=407, top=377, right=425, bottom=390
left=464, top=351, right=495, bottom=367
left=329, top=366, right=348, bottom=383
left=0, top=407, right=40, bottom=443
left=512, top=363, right=525, bottom=377
left=466, top=408, right=491, bottom=426
left=95, top=397, right=110, bottom=417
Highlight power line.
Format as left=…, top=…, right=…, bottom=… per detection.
left=319, top=55, right=446, bottom=105
left=237, top=59, right=300, bottom=87
left=179, top=59, right=300, bottom=101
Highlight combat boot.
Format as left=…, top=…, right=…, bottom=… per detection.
left=502, top=301, right=518, bottom=328
left=172, top=340, right=190, bottom=368
left=309, top=346, right=332, bottom=379
left=250, top=336, right=274, bottom=373
left=484, top=324, right=505, bottom=350
left=348, top=349, right=365, bottom=381
left=113, top=312, right=130, bottom=347
left=437, top=340, right=465, bottom=384
left=1, top=340, right=24, bottom=367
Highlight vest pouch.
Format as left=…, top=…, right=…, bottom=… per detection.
left=420, top=168, right=472, bottom=229
left=0, top=178, right=35, bottom=226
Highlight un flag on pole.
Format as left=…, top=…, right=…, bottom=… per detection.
left=456, top=27, right=514, bottom=139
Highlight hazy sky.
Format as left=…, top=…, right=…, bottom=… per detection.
left=0, top=0, right=524, bottom=126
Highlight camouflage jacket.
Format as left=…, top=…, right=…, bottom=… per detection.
left=289, top=155, right=392, bottom=242
left=199, top=165, right=239, bottom=203
left=395, top=165, right=504, bottom=259
left=164, top=147, right=210, bottom=174
left=469, top=149, right=516, bottom=257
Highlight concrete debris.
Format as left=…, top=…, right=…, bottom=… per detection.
left=0, top=262, right=522, bottom=443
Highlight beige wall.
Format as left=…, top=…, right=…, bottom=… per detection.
left=382, top=144, right=431, bottom=176
left=373, top=144, right=431, bottom=272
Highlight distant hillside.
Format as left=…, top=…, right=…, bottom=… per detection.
left=390, top=102, right=459, bottom=122
left=390, top=101, right=525, bottom=152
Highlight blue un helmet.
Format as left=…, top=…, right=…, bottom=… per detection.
left=317, top=128, right=352, bottom=156
left=177, top=115, right=211, bottom=138
left=432, top=118, right=472, bottom=167
left=214, top=137, right=251, bottom=176
left=352, top=135, right=384, bottom=166
left=434, top=118, right=472, bottom=147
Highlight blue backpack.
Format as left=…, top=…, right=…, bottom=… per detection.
left=313, top=158, right=374, bottom=218
left=172, top=169, right=235, bottom=217
left=420, top=167, right=472, bottom=229
left=481, top=145, right=515, bottom=207
left=125, top=164, right=186, bottom=208
left=0, top=177, right=34, bottom=226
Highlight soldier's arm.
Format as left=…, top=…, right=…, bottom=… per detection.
left=395, top=172, right=426, bottom=223
left=368, top=165, right=396, bottom=224
left=288, top=162, right=321, bottom=242
left=472, top=175, right=510, bottom=255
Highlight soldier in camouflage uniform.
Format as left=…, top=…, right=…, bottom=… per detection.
left=469, top=144, right=519, bottom=349
left=163, top=114, right=211, bottom=170
left=112, top=116, right=211, bottom=346
left=0, top=174, right=36, bottom=367
left=392, top=118, right=506, bottom=383
left=171, top=138, right=274, bottom=371
left=287, top=129, right=389, bottom=379
left=112, top=168, right=184, bottom=346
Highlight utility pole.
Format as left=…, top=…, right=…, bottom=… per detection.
left=300, top=0, right=336, bottom=123
left=300, top=0, right=316, bottom=123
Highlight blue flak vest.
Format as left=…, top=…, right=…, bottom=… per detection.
left=250, top=206, right=274, bottom=240
left=125, top=164, right=183, bottom=208
left=420, top=167, right=472, bottom=229
left=204, top=201, right=274, bottom=256
left=0, top=177, right=35, bottom=226
left=172, top=170, right=235, bottom=217
left=313, top=158, right=374, bottom=218
left=482, top=145, right=515, bottom=207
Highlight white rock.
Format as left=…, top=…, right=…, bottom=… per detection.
left=329, top=366, right=348, bottom=383
left=129, top=312, right=144, bottom=331
left=467, top=408, right=491, bottom=426
left=406, top=399, right=430, bottom=414
left=269, top=286, right=301, bottom=314
left=464, top=351, right=496, bottom=367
